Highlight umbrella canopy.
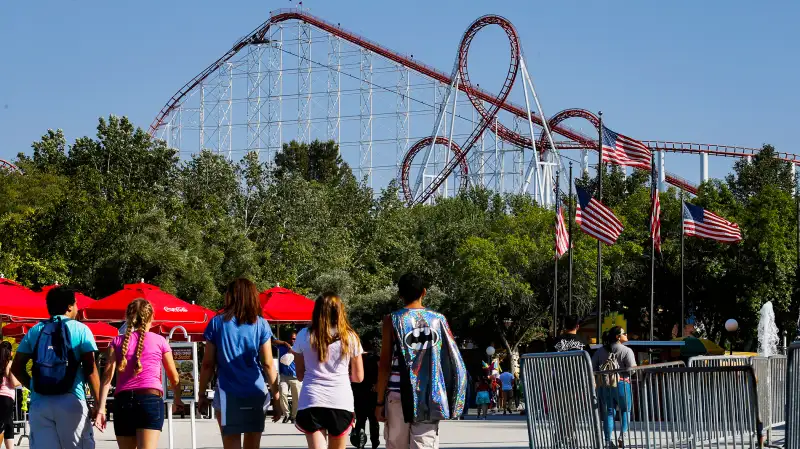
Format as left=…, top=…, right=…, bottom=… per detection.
left=81, top=282, right=210, bottom=324
left=0, top=278, right=49, bottom=322
left=3, top=321, right=119, bottom=341
left=155, top=307, right=216, bottom=341
left=38, top=285, right=95, bottom=310
left=259, top=287, right=314, bottom=323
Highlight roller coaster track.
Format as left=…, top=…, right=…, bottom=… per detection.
left=0, top=159, right=20, bottom=173
left=149, top=8, right=791, bottom=197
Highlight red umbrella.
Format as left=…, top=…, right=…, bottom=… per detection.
left=3, top=321, right=118, bottom=340
left=156, top=308, right=216, bottom=341
left=0, top=278, right=48, bottom=322
left=259, top=287, right=314, bottom=323
left=80, top=282, right=210, bottom=324
left=38, top=285, right=95, bottom=310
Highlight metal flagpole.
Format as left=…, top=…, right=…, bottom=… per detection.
left=596, top=112, right=604, bottom=344
left=650, top=159, right=656, bottom=342
left=553, top=169, right=560, bottom=337
left=680, top=189, right=685, bottom=338
left=568, top=162, right=574, bottom=315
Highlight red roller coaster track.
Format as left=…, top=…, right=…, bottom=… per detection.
left=150, top=9, right=790, bottom=199
left=0, top=160, right=20, bottom=173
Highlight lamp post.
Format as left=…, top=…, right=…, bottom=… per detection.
left=725, top=319, right=739, bottom=355
left=486, top=345, right=495, bottom=366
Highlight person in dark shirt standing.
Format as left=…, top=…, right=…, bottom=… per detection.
left=351, top=340, right=380, bottom=449
left=550, top=315, right=587, bottom=352
left=274, top=332, right=301, bottom=424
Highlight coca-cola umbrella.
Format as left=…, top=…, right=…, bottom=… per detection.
left=80, top=282, right=210, bottom=324
left=155, top=307, right=217, bottom=342
left=259, top=287, right=314, bottom=323
left=0, top=278, right=48, bottom=322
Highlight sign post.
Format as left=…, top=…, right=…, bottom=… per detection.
left=164, top=326, right=199, bottom=449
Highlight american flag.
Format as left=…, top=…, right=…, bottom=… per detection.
left=601, top=125, right=652, bottom=171
left=682, top=202, right=742, bottom=243
left=555, top=206, right=569, bottom=258
left=575, top=186, right=624, bottom=245
left=651, top=188, right=661, bottom=252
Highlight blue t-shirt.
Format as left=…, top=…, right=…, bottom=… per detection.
left=17, top=316, right=98, bottom=402
left=204, top=315, right=272, bottom=397
left=277, top=345, right=297, bottom=377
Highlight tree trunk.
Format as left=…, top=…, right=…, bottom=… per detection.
left=498, top=332, right=520, bottom=376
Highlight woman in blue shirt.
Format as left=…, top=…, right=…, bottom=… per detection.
left=198, top=278, right=281, bottom=449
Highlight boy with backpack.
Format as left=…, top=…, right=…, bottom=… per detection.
left=11, top=286, right=100, bottom=449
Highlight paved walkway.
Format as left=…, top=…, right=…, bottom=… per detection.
left=14, top=413, right=530, bottom=449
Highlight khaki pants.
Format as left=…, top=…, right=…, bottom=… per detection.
left=384, top=392, right=439, bottom=449
left=280, top=375, right=302, bottom=419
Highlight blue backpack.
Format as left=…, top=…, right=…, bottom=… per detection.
left=32, top=317, right=79, bottom=395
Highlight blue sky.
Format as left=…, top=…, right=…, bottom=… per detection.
left=1, top=0, right=797, bottom=185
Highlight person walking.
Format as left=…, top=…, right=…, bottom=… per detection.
left=351, top=340, right=379, bottom=449
left=10, top=285, right=101, bottom=449
left=497, top=368, right=515, bottom=415
left=0, top=341, right=20, bottom=449
left=273, top=332, right=301, bottom=424
left=592, top=326, right=636, bottom=449
left=292, top=293, right=364, bottom=449
left=376, top=273, right=467, bottom=449
left=198, top=278, right=281, bottom=449
left=550, top=315, right=587, bottom=352
left=95, top=299, right=183, bottom=449
left=474, top=378, right=491, bottom=420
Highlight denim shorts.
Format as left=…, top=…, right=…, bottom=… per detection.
left=216, top=387, right=269, bottom=436
left=113, top=392, right=165, bottom=436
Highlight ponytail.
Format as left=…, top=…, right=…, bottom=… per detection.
left=117, top=323, right=134, bottom=373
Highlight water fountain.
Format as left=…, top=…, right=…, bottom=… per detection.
left=758, top=301, right=779, bottom=357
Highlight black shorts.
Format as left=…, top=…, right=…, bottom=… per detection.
left=295, top=408, right=354, bottom=437
left=0, top=396, right=14, bottom=439
left=113, top=392, right=165, bottom=436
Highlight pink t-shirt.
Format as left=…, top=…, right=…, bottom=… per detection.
left=112, top=331, right=171, bottom=393
left=0, top=376, right=15, bottom=400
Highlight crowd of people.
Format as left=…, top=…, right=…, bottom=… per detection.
left=4, top=272, right=469, bottom=449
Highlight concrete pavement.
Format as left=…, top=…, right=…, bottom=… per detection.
left=14, top=413, right=530, bottom=449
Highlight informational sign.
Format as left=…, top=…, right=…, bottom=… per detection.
left=163, top=341, right=199, bottom=403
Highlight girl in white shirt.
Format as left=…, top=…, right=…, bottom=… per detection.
left=293, top=293, right=364, bottom=449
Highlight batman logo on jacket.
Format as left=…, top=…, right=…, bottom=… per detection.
left=404, top=326, right=440, bottom=351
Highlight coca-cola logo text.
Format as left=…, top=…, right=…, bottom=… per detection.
left=163, top=306, right=188, bottom=313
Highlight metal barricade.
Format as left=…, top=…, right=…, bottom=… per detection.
left=786, top=343, right=800, bottom=449
left=689, top=355, right=752, bottom=367
left=520, top=351, right=603, bottom=449
left=595, top=363, right=761, bottom=448
left=690, top=354, right=787, bottom=446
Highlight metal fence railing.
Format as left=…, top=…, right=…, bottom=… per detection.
left=520, top=351, right=603, bottom=448
left=520, top=351, right=764, bottom=449
left=595, top=363, right=761, bottom=448
left=690, top=354, right=787, bottom=446
left=786, top=343, right=800, bottom=449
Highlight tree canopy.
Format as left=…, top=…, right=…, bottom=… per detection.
left=1, top=116, right=797, bottom=351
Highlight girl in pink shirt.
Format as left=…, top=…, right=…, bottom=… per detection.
left=96, top=299, right=183, bottom=449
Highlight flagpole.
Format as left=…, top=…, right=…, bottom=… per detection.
left=568, top=162, right=574, bottom=315
left=596, top=111, right=604, bottom=344
left=553, top=170, right=560, bottom=337
left=680, top=189, right=685, bottom=338
left=650, top=160, right=656, bottom=342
